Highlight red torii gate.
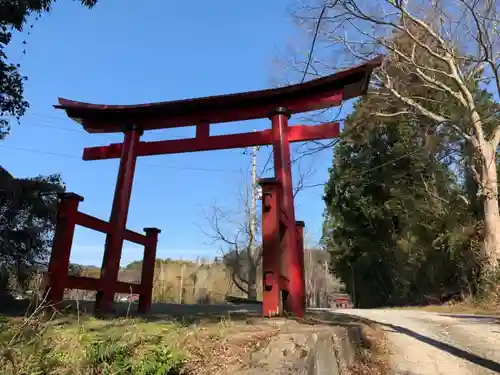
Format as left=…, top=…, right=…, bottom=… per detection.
left=46, top=57, right=381, bottom=317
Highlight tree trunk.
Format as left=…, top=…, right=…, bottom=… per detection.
left=247, top=285, right=257, bottom=300
left=247, top=266, right=258, bottom=299
left=480, top=142, right=500, bottom=271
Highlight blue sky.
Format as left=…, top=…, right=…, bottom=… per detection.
left=1, top=1, right=348, bottom=266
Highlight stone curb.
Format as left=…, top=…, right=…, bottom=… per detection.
left=237, top=320, right=363, bottom=375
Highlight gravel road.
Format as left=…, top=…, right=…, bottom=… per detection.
left=335, top=309, right=500, bottom=375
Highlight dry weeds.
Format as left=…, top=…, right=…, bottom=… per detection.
left=181, top=319, right=280, bottom=375
left=392, top=285, right=500, bottom=317
left=346, top=324, right=391, bottom=375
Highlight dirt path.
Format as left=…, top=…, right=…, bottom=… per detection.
left=335, top=309, right=500, bottom=375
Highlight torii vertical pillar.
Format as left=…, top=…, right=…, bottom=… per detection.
left=269, top=107, right=304, bottom=318
left=95, top=125, right=142, bottom=313
left=295, top=221, right=306, bottom=310
left=259, top=178, right=283, bottom=317
left=138, top=227, right=161, bottom=314
left=46, top=193, right=83, bottom=305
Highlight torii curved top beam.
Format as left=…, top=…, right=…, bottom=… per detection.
left=55, top=56, right=382, bottom=134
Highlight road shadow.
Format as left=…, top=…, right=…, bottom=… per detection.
left=1, top=300, right=378, bottom=331
left=379, top=321, right=500, bottom=373
left=60, top=300, right=265, bottom=326
left=438, top=313, right=500, bottom=324
left=0, top=300, right=264, bottom=325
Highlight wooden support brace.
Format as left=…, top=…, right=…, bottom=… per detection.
left=45, top=193, right=83, bottom=306
left=138, top=227, right=161, bottom=314
left=82, top=123, right=340, bottom=160
left=295, top=221, right=306, bottom=312
left=259, top=178, right=283, bottom=317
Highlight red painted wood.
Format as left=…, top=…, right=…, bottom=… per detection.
left=95, top=128, right=141, bottom=313
left=49, top=58, right=382, bottom=319
left=66, top=275, right=100, bottom=291
left=260, top=179, right=282, bottom=317
left=196, top=122, right=210, bottom=138
left=75, top=212, right=148, bottom=246
left=333, top=298, right=349, bottom=303
left=54, top=57, right=381, bottom=133
left=295, top=221, right=306, bottom=312
left=76, top=212, right=108, bottom=233
left=271, top=109, right=303, bottom=318
left=115, top=281, right=143, bottom=294
left=138, top=228, right=161, bottom=314
left=66, top=273, right=143, bottom=295
left=279, top=276, right=289, bottom=291
left=82, top=123, right=340, bottom=161
left=46, top=193, right=83, bottom=306
left=124, top=229, right=148, bottom=247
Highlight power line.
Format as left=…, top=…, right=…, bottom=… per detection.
left=0, top=144, right=241, bottom=173
left=259, top=149, right=273, bottom=178
left=259, top=2, right=338, bottom=177
left=0, top=144, right=81, bottom=160
left=296, top=150, right=423, bottom=192
left=22, top=122, right=85, bottom=133
left=20, top=119, right=193, bottom=140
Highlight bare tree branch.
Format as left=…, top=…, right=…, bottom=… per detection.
left=290, top=0, right=500, bottom=266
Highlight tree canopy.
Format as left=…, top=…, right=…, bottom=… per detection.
left=294, top=0, right=500, bottom=279
left=0, top=167, right=64, bottom=297
left=0, top=0, right=97, bottom=138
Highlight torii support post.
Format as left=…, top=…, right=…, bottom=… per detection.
left=259, top=178, right=283, bottom=317
left=46, top=193, right=84, bottom=306
left=95, top=126, right=142, bottom=313
left=295, top=221, right=306, bottom=311
left=270, top=107, right=304, bottom=318
left=138, top=227, right=161, bottom=314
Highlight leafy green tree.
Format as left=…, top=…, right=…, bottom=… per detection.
left=322, top=95, right=477, bottom=307
left=295, top=0, right=500, bottom=275
left=68, top=263, right=82, bottom=276
left=0, top=167, right=64, bottom=298
left=0, top=0, right=97, bottom=137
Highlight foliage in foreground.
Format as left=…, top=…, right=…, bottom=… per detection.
left=0, top=168, right=65, bottom=301
left=0, top=313, right=185, bottom=375
left=0, top=1, right=98, bottom=138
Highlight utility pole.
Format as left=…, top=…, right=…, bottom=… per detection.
left=247, top=138, right=260, bottom=299
left=160, top=262, right=165, bottom=301
left=324, top=260, right=329, bottom=308
left=178, top=262, right=185, bottom=304
left=249, top=143, right=258, bottom=250
left=350, top=262, right=356, bottom=308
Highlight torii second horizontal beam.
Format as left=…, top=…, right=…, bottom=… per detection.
left=82, top=122, right=340, bottom=161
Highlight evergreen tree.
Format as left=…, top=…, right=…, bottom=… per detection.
left=323, top=95, right=476, bottom=307
left=0, top=168, right=64, bottom=299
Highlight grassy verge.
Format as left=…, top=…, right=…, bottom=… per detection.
left=1, top=313, right=186, bottom=374
left=389, top=296, right=499, bottom=316
left=0, top=307, right=279, bottom=375
left=413, top=303, right=499, bottom=316
left=388, top=287, right=500, bottom=316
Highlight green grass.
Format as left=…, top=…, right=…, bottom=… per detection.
left=0, top=313, right=186, bottom=375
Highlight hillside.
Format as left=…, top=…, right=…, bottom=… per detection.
left=68, top=249, right=344, bottom=306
